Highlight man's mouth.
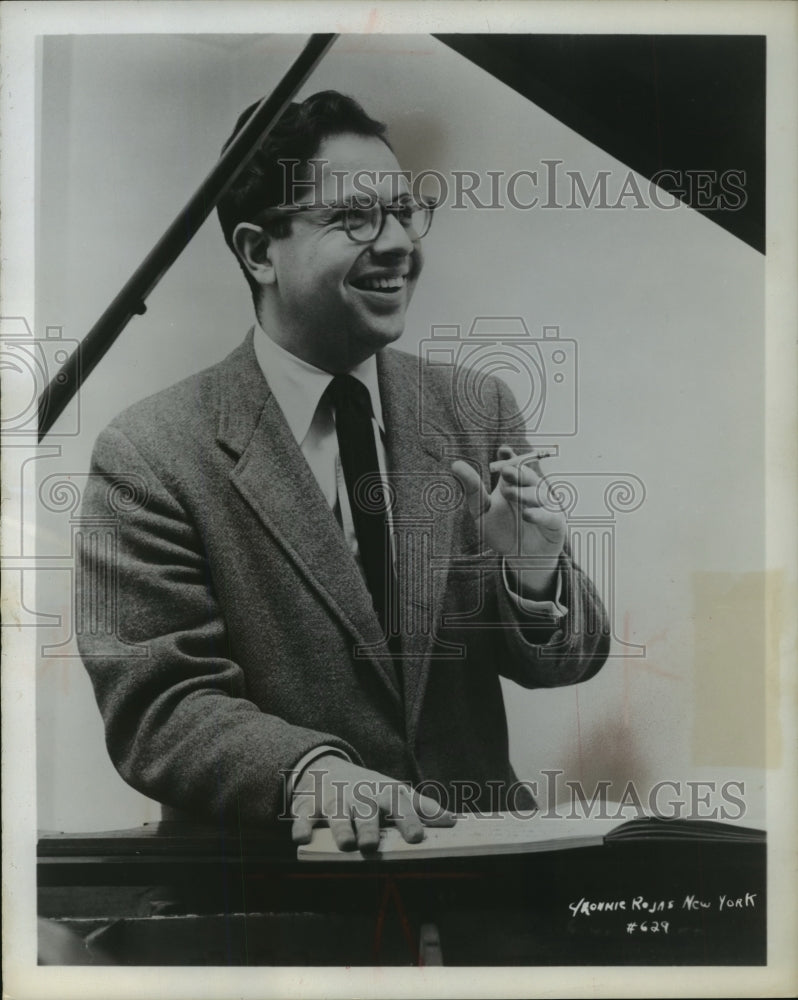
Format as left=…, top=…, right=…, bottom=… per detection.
left=349, top=274, right=407, bottom=294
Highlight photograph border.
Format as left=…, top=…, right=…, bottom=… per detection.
left=2, top=1, right=796, bottom=997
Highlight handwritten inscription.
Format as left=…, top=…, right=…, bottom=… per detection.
left=569, top=893, right=758, bottom=921
left=626, top=920, right=669, bottom=934
left=568, top=896, right=675, bottom=917
left=682, top=892, right=757, bottom=911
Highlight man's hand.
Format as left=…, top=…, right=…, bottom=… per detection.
left=452, top=446, right=566, bottom=599
left=291, top=755, right=457, bottom=852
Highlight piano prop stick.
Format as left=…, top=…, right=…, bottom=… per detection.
left=36, top=33, right=338, bottom=442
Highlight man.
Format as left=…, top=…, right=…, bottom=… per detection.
left=77, top=91, right=609, bottom=853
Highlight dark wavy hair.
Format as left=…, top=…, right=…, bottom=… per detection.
left=217, top=91, right=390, bottom=298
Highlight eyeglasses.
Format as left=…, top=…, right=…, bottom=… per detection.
left=258, top=199, right=436, bottom=244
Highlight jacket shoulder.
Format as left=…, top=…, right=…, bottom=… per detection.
left=383, top=343, right=519, bottom=421
left=103, top=337, right=255, bottom=449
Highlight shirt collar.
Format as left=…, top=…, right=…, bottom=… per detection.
left=252, top=321, right=385, bottom=445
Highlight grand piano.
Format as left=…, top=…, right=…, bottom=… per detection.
left=38, top=819, right=766, bottom=966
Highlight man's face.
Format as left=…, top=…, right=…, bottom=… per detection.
left=263, top=132, right=424, bottom=372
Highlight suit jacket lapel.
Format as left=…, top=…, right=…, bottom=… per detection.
left=216, top=332, right=403, bottom=708
left=377, top=349, right=458, bottom=738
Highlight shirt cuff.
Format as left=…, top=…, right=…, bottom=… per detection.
left=502, top=558, right=568, bottom=619
left=284, top=745, right=352, bottom=805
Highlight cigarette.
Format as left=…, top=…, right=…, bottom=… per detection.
left=489, top=450, right=554, bottom=472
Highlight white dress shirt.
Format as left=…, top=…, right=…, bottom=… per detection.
left=253, top=321, right=389, bottom=575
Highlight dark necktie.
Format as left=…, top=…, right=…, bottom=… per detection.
left=324, top=375, right=398, bottom=655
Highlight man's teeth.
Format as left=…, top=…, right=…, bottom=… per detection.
left=358, top=276, right=406, bottom=291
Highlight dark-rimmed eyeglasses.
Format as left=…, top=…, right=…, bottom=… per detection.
left=257, top=200, right=436, bottom=244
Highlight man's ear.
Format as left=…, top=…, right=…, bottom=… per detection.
left=232, top=223, right=276, bottom=285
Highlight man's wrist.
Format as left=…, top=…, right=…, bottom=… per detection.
left=286, top=746, right=351, bottom=802
left=504, top=557, right=559, bottom=601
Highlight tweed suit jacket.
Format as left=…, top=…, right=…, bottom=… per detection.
left=77, top=330, right=609, bottom=825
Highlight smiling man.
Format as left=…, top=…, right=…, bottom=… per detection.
left=229, top=130, right=422, bottom=372
left=77, top=91, right=610, bottom=853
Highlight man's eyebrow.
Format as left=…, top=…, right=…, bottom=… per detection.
left=340, top=191, right=415, bottom=205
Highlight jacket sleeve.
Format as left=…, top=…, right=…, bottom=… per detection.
left=76, top=424, right=362, bottom=826
left=490, top=376, right=611, bottom=687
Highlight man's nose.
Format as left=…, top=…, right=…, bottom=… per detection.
left=371, top=211, right=415, bottom=255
